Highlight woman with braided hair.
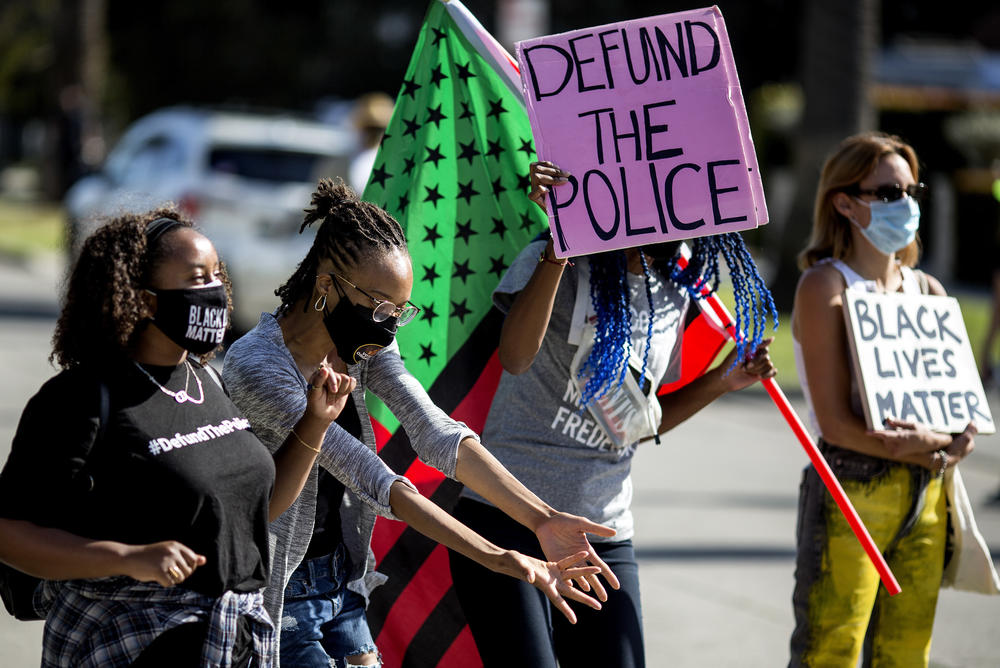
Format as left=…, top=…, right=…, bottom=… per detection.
left=223, top=178, right=618, bottom=667
left=448, top=161, right=778, bottom=668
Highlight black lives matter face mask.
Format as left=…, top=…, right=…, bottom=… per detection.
left=148, top=281, right=228, bottom=355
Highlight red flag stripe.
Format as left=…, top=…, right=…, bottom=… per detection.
left=374, top=544, right=453, bottom=656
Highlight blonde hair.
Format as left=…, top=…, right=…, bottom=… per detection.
left=798, top=132, right=921, bottom=270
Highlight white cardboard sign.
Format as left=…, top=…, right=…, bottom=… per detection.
left=843, top=288, right=994, bottom=434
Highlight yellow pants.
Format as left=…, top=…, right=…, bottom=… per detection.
left=790, top=453, right=947, bottom=668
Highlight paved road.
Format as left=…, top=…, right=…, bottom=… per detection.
left=1, top=255, right=997, bottom=667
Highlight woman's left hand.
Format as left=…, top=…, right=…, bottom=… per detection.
left=867, top=418, right=949, bottom=457
left=304, top=365, right=357, bottom=426
left=534, top=512, right=620, bottom=601
left=505, top=550, right=603, bottom=624
left=720, top=337, right=776, bottom=392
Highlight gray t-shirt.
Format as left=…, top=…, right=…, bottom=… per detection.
left=465, top=241, right=689, bottom=541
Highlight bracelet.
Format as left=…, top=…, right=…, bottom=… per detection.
left=538, top=250, right=573, bottom=267
left=934, top=449, right=948, bottom=478
left=290, top=429, right=321, bottom=454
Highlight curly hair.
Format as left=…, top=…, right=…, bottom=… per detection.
left=50, top=207, right=233, bottom=368
left=275, top=178, right=407, bottom=314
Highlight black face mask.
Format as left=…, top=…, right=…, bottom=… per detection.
left=148, top=281, right=228, bottom=355
left=323, top=291, right=398, bottom=363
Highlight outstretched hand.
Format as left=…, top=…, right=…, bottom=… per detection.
left=508, top=550, right=603, bottom=624
left=534, top=512, right=620, bottom=601
left=304, top=365, right=356, bottom=426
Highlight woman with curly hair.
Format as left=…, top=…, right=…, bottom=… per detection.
left=448, top=161, right=778, bottom=668
left=0, top=209, right=356, bottom=667
left=223, top=178, right=614, bottom=668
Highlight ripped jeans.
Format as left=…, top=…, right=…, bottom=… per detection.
left=789, top=441, right=947, bottom=668
left=280, top=545, right=380, bottom=668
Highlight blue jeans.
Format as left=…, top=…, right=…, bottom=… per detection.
left=280, top=546, right=379, bottom=668
left=450, top=498, right=644, bottom=668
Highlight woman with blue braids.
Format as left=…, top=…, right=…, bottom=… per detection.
left=450, top=161, right=777, bottom=668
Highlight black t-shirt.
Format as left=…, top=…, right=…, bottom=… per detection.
left=0, top=359, right=275, bottom=597
left=304, top=396, right=359, bottom=560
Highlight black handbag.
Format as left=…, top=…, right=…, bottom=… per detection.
left=0, top=381, right=109, bottom=620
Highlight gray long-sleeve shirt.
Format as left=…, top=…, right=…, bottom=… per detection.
left=222, top=312, right=476, bottom=649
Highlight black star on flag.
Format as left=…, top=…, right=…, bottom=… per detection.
left=491, top=217, right=507, bottom=239
left=418, top=342, right=437, bottom=363
left=397, top=192, right=410, bottom=212
left=457, top=180, right=479, bottom=205
left=491, top=176, right=506, bottom=198
left=422, top=224, right=442, bottom=247
left=457, top=140, right=479, bottom=165
left=455, top=61, right=475, bottom=84
left=520, top=210, right=536, bottom=231
left=370, top=163, right=391, bottom=189
left=488, top=255, right=508, bottom=279
left=458, top=102, right=473, bottom=120
left=402, top=155, right=416, bottom=176
left=485, top=138, right=503, bottom=160
left=518, top=138, right=534, bottom=156
left=455, top=220, right=476, bottom=244
left=401, top=77, right=421, bottom=99
left=452, top=259, right=475, bottom=284
left=426, top=104, right=447, bottom=129
left=421, top=263, right=440, bottom=285
left=424, top=184, right=444, bottom=208
left=420, top=302, right=438, bottom=325
left=450, top=298, right=472, bottom=323
left=429, top=65, right=448, bottom=88
left=487, top=98, right=507, bottom=120
left=403, top=116, right=421, bottom=139
left=424, top=144, right=446, bottom=167
left=431, top=27, right=446, bottom=45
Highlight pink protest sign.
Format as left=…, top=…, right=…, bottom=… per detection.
left=516, top=6, right=767, bottom=258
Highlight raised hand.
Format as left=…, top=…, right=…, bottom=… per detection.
left=528, top=161, right=571, bottom=212
left=122, top=540, right=206, bottom=588
left=534, top=512, right=620, bottom=601
left=304, top=365, right=356, bottom=426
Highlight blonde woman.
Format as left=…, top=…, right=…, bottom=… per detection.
left=790, top=132, right=976, bottom=667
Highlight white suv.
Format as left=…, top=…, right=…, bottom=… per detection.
left=65, top=106, right=356, bottom=331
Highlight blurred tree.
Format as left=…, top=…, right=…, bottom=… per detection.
left=768, top=0, right=878, bottom=308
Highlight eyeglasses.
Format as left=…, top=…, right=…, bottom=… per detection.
left=845, top=182, right=928, bottom=203
left=329, top=273, right=421, bottom=325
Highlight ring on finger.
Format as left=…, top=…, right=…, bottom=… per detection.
left=167, top=566, right=183, bottom=582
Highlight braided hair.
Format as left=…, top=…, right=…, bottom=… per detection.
left=577, top=232, right=777, bottom=409
left=276, top=178, right=407, bottom=313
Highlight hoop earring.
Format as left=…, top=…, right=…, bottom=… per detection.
left=314, top=294, right=327, bottom=312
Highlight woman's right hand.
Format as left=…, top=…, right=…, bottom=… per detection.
left=303, top=365, right=356, bottom=428
left=500, top=549, right=603, bottom=624
left=528, top=161, right=571, bottom=212
left=867, top=418, right=951, bottom=459
left=122, top=540, right=206, bottom=587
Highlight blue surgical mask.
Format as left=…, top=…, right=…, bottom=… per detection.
left=852, top=196, right=920, bottom=254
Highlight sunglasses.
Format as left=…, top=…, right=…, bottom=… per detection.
left=329, top=273, right=421, bottom=326
left=845, top=182, right=928, bottom=203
